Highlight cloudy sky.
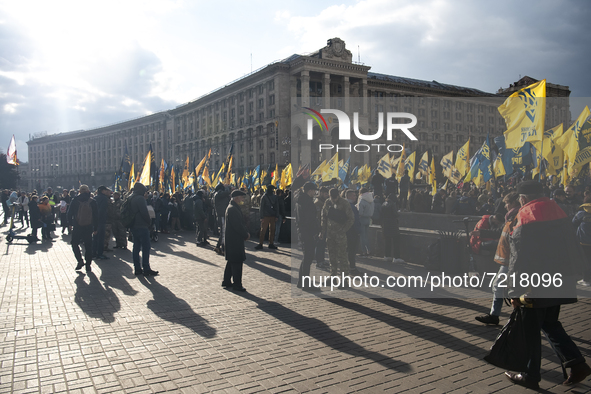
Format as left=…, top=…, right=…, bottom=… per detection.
left=1, top=0, right=590, bottom=162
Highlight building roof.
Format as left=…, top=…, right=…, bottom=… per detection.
left=367, top=72, right=496, bottom=96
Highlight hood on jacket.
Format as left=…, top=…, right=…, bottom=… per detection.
left=359, top=192, right=374, bottom=204
left=579, top=203, right=591, bottom=214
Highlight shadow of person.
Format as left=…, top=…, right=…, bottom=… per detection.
left=93, top=258, right=139, bottom=297
left=138, top=276, right=216, bottom=338
left=23, top=239, right=53, bottom=255
left=74, top=272, right=120, bottom=323
left=233, top=292, right=412, bottom=373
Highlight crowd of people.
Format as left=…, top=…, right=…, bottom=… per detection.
left=2, top=171, right=591, bottom=388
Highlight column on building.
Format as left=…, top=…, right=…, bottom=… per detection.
left=300, top=71, right=310, bottom=108
left=343, top=76, right=350, bottom=113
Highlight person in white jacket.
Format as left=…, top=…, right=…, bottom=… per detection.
left=356, top=188, right=374, bottom=256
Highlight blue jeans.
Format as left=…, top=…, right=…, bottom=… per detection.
left=131, top=227, right=151, bottom=272
left=490, top=265, right=508, bottom=316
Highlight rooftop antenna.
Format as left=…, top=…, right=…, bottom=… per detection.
left=358, top=45, right=360, bottom=63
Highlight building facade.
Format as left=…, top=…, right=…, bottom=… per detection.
left=25, top=38, right=571, bottom=191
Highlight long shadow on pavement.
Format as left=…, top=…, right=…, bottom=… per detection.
left=326, top=298, right=499, bottom=359
left=245, top=255, right=292, bottom=283
left=74, top=271, right=120, bottom=323
left=138, top=275, right=217, bottom=338
left=234, top=292, right=412, bottom=373
left=93, top=257, right=139, bottom=297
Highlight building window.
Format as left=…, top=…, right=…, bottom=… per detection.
left=259, top=154, right=264, bottom=165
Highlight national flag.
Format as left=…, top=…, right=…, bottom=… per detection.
left=252, top=165, right=261, bottom=190
left=159, top=159, right=166, bottom=191
left=493, top=155, right=506, bottom=178
left=171, top=165, right=176, bottom=191
left=494, top=136, right=535, bottom=177
left=498, top=79, right=546, bottom=149
left=6, top=135, right=17, bottom=165
left=311, top=160, right=327, bottom=180
left=195, top=149, right=211, bottom=177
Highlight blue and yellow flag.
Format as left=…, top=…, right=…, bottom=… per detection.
left=440, top=150, right=454, bottom=179
left=417, top=151, right=429, bottom=178
left=555, top=106, right=591, bottom=175
left=404, top=151, right=416, bottom=183
left=498, top=79, right=546, bottom=149
left=376, top=153, right=392, bottom=178
left=455, top=139, right=470, bottom=177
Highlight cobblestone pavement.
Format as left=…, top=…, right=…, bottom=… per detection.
left=1, top=226, right=590, bottom=393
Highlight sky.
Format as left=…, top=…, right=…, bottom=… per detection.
left=1, top=0, right=590, bottom=162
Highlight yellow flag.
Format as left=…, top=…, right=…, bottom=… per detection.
left=532, top=124, right=563, bottom=176
left=397, top=148, right=407, bottom=179
left=455, top=139, right=470, bottom=176
left=429, top=158, right=437, bottom=195
left=404, top=151, right=416, bottom=183
left=171, top=165, right=176, bottom=191
left=322, top=153, right=339, bottom=182
left=181, top=156, right=190, bottom=186
left=418, top=151, right=430, bottom=177
left=139, top=150, right=151, bottom=186
left=224, top=156, right=234, bottom=185
left=493, top=155, right=506, bottom=178
left=498, top=79, right=546, bottom=149
left=440, top=150, right=454, bottom=179
left=555, top=106, right=591, bottom=174
left=377, top=153, right=392, bottom=178
left=272, top=163, right=280, bottom=187
left=312, top=160, right=327, bottom=179
left=128, top=163, right=136, bottom=190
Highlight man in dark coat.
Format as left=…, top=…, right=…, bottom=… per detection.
left=255, top=185, right=279, bottom=250
left=296, top=182, right=320, bottom=291
left=214, top=184, right=230, bottom=254
left=67, top=185, right=98, bottom=272
left=194, top=190, right=208, bottom=246
left=129, top=183, right=158, bottom=276
left=222, top=190, right=250, bottom=291
left=27, top=194, right=42, bottom=242
left=371, top=172, right=385, bottom=197
left=93, top=185, right=111, bottom=260
left=504, top=181, right=590, bottom=389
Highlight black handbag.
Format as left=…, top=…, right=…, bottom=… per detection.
left=483, top=307, right=529, bottom=371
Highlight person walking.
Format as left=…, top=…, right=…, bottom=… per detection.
left=222, top=190, right=250, bottom=291
left=503, top=181, right=591, bottom=389
left=255, top=185, right=279, bottom=250
left=59, top=189, right=71, bottom=234
left=17, top=191, right=29, bottom=228
left=67, top=185, right=98, bottom=272
left=345, top=189, right=362, bottom=275
left=572, top=195, right=591, bottom=287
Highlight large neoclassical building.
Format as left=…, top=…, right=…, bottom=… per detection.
left=26, top=38, right=571, bottom=191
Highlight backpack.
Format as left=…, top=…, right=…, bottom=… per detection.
left=120, top=195, right=137, bottom=228
left=76, top=199, right=93, bottom=227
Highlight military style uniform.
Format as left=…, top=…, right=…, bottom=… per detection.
left=321, top=197, right=354, bottom=275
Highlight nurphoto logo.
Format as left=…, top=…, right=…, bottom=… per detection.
left=303, top=107, right=418, bottom=153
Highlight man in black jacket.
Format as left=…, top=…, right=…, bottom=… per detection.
left=296, top=183, right=320, bottom=291
left=222, top=190, right=250, bottom=291
left=67, top=185, right=98, bottom=272
left=504, top=181, right=590, bottom=389
left=93, top=186, right=111, bottom=260
left=129, top=183, right=158, bottom=276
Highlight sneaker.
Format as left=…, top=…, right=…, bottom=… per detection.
left=578, top=279, right=591, bottom=287
left=268, top=244, right=278, bottom=250
left=564, top=362, right=591, bottom=386
left=144, top=270, right=159, bottom=276
left=254, top=244, right=263, bottom=250
left=475, top=314, right=499, bottom=325
left=75, top=262, right=84, bottom=271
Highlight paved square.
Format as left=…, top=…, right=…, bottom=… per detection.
left=1, top=228, right=590, bottom=393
